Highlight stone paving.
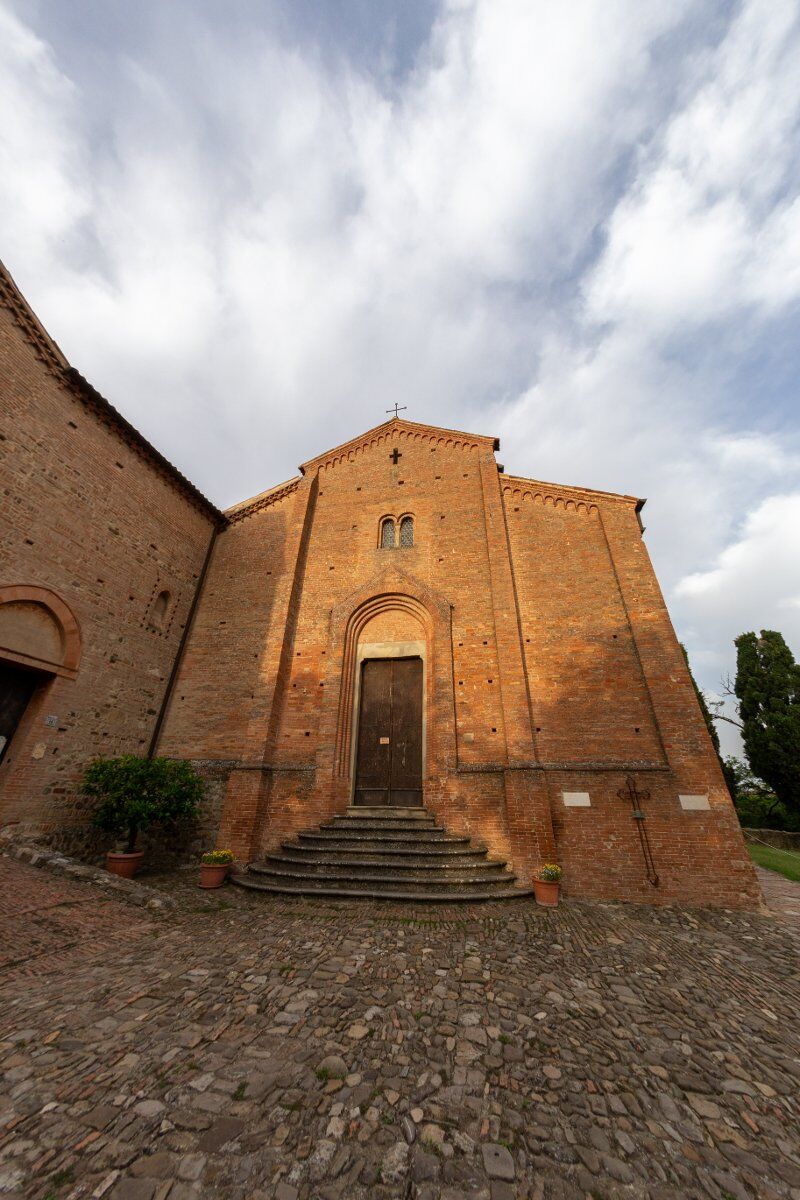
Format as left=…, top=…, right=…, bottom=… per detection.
left=755, top=865, right=800, bottom=922
left=1, top=858, right=799, bottom=1200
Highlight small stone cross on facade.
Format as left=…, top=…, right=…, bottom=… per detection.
left=390, top=447, right=401, bottom=465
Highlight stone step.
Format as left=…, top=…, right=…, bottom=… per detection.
left=282, top=842, right=486, bottom=859
left=298, top=828, right=467, bottom=845
left=278, top=847, right=495, bottom=867
left=295, top=838, right=479, bottom=857
left=237, top=804, right=525, bottom=903
left=232, top=875, right=532, bottom=902
left=346, top=806, right=430, bottom=819
left=327, top=816, right=439, bottom=832
left=254, top=855, right=509, bottom=879
left=248, top=867, right=518, bottom=891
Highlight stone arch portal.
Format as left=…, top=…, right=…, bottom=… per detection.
left=334, top=592, right=434, bottom=781
left=316, top=573, right=456, bottom=818
left=0, top=585, right=82, bottom=768
left=0, top=585, right=82, bottom=678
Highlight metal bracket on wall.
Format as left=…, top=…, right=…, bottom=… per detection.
left=618, top=775, right=660, bottom=886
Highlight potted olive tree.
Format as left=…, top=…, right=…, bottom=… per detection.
left=83, top=755, right=204, bottom=878
left=533, top=863, right=562, bottom=906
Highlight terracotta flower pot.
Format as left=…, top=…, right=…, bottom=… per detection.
left=106, top=850, right=144, bottom=879
left=533, top=879, right=560, bottom=906
left=199, top=863, right=229, bottom=889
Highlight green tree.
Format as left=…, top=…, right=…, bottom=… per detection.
left=84, top=756, right=204, bottom=852
left=734, top=630, right=800, bottom=818
left=723, top=754, right=799, bottom=830
left=680, top=644, right=732, bottom=794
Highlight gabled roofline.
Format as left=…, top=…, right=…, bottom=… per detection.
left=502, top=472, right=645, bottom=509
left=0, top=260, right=224, bottom=525
left=299, top=416, right=499, bottom=474
left=225, top=475, right=302, bottom=523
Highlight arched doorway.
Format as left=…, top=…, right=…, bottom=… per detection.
left=346, top=602, right=428, bottom=808
left=0, top=586, right=81, bottom=764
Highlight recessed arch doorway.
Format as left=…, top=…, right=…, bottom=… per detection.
left=348, top=603, right=427, bottom=808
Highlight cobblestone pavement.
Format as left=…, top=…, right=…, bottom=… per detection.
left=1, top=858, right=799, bottom=1200
left=755, top=866, right=800, bottom=921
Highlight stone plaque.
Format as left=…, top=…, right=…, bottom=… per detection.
left=679, top=794, right=710, bottom=810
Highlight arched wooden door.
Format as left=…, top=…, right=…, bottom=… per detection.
left=353, top=657, right=423, bottom=806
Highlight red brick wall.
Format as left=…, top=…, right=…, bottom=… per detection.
left=5, top=271, right=755, bottom=908
left=159, top=422, right=761, bottom=909
left=0, top=301, right=215, bottom=852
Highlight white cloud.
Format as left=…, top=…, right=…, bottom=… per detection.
left=673, top=493, right=800, bottom=756
left=1, top=0, right=800, bottom=733
left=675, top=493, right=800, bottom=615
left=585, top=0, right=800, bottom=330
left=0, top=7, right=89, bottom=268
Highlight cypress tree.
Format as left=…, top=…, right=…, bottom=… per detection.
left=734, top=630, right=800, bottom=817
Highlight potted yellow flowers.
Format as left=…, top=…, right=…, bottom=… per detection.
left=199, top=849, right=235, bottom=889
left=533, top=863, right=562, bottom=906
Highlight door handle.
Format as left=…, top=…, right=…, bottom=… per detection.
left=379, top=737, right=390, bottom=745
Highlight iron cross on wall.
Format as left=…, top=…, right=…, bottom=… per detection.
left=386, top=405, right=406, bottom=464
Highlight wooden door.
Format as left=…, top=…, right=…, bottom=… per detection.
left=0, top=663, right=40, bottom=765
left=354, top=657, right=423, bottom=807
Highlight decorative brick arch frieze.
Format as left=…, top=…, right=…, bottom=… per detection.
left=301, top=420, right=491, bottom=475
left=322, top=569, right=455, bottom=792
left=0, top=584, right=82, bottom=678
left=502, top=484, right=600, bottom=515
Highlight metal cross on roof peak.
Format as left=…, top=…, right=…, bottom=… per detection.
left=386, top=404, right=407, bottom=420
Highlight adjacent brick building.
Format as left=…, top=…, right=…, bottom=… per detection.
left=0, top=264, right=221, bottom=853
left=1, top=264, right=761, bottom=907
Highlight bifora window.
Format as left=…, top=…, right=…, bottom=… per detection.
left=379, top=515, right=414, bottom=548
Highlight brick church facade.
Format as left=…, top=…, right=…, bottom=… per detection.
left=1, top=263, right=761, bottom=908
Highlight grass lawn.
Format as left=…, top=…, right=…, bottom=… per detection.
left=747, top=842, right=800, bottom=882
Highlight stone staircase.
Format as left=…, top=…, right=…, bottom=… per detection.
left=231, top=806, right=532, bottom=901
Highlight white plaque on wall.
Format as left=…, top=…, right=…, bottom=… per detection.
left=679, top=794, right=710, bottom=810
left=563, top=792, right=591, bottom=807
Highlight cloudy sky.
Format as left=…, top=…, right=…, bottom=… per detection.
left=2, top=0, right=799, bottom=752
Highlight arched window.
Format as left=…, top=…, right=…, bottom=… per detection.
left=151, top=590, right=171, bottom=628
left=380, top=519, right=396, bottom=548
left=399, top=516, right=414, bottom=547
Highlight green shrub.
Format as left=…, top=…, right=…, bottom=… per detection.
left=83, top=756, right=204, bottom=852
left=735, top=790, right=800, bottom=832
left=725, top=755, right=800, bottom=831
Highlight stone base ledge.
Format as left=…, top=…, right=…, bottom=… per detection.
left=0, top=830, right=175, bottom=912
